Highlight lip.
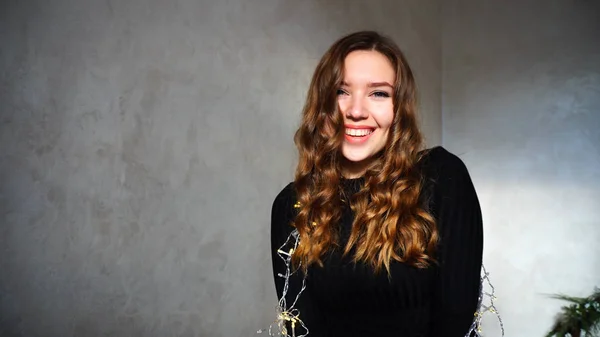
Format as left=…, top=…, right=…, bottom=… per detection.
left=344, top=124, right=375, bottom=130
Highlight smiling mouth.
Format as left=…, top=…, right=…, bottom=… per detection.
left=345, top=128, right=374, bottom=137
left=344, top=127, right=375, bottom=144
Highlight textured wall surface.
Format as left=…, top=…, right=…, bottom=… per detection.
left=0, top=1, right=441, bottom=336
left=442, top=1, right=600, bottom=336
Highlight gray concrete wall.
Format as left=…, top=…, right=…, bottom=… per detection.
left=0, top=1, right=441, bottom=336
left=442, top=1, right=600, bottom=336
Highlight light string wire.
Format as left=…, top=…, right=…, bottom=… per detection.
left=466, top=265, right=505, bottom=337
left=258, top=228, right=309, bottom=337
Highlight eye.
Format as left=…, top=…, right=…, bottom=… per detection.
left=372, top=91, right=390, bottom=98
left=337, top=88, right=349, bottom=96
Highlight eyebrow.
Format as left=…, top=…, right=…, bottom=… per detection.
left=341, top=81, right=393, bottom=88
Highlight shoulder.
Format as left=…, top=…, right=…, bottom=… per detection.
left=418, top=147, right=479, bottom=211
left=272, top=182, right=296, bottom=211
left=419, top=146, right=471, bottom=181
left=271, top=182, right=297, bottom=242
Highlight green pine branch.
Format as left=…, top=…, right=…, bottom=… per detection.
left=545, top=287, right=600, bottom=337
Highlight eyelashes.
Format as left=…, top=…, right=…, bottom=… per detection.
left=336, top=89, right=391, bottom=98
left=372, top=91, right=390, bottom=98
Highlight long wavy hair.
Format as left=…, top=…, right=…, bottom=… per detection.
left=292, top=31, right=438, bottom=274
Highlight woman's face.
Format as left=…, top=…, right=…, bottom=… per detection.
left=338, top=50, right=395, bottom=176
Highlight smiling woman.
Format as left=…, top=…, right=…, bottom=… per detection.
left=269, top=31, right=484, bottom=337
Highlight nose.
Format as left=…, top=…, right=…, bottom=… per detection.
left=345, top=95, right=368, bottom=120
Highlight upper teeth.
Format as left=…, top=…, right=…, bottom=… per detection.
left=346, top=128, right=373, bottom=136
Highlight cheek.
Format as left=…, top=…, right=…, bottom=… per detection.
left=337, top=98, right=349, bottom=113
left=372, top=105, right=395, bottom=129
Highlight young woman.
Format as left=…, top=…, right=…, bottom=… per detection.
left=270, top=31, right=483, bottom=337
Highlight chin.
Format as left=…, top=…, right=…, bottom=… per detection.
left=341, top=151, right=373, bottom=163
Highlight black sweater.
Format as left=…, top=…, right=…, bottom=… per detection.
left=270, top=147, right=483, bottom=337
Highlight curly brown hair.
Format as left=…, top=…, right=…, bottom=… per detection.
left=292, top=31, right=438, bottom=274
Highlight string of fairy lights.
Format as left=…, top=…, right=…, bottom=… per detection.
left=467, top=265, right=505, bottom=337
left=258, top=228, right=309, bottom=337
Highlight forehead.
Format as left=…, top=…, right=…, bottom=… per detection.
left=343, top=50, right=395, bottom=84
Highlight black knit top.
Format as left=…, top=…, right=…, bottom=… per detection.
left=270, top=147, right=483, bottom=337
